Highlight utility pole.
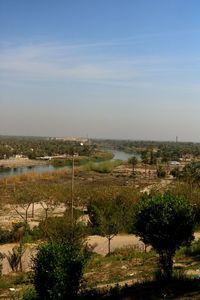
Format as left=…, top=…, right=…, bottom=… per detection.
left=71, top=155, right=75, bottom=221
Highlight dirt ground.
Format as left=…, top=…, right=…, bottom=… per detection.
left=0, top=234, right=145, bottom=274
left=0, top=158, right=46, bottom=168
left=0, top=166, right=188, bottom=276
left=1, top=232, right=200, bottom=275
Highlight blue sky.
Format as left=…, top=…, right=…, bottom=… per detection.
left=1, top=1, right=200, bottom=140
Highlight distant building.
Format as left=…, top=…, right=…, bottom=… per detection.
left=52, top=137, right=89, bottom=143
left=170, top=161, right=180, bottom=165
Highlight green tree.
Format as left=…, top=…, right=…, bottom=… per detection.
left=39, top=215, right=87, bottom=248
left=33, top=242, right=86, bottom=300
left=87, top=198, right=122, bottom=255
left=134, top=194, right=195, bottom=279
left=182, top=162, right=200, bottom=187
left=87, top=195, right=137, bottom=254
left=141, top=150, right=149, bottom=176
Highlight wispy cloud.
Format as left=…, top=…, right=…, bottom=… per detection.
left=0, top=36, right=199, bottom=86
left=0, top=42, right=139, bottom=83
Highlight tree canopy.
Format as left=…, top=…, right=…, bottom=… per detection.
left=134, top=194, right=195, bottom=278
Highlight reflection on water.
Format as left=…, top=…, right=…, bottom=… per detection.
left=0, top=164, right=63, bottom=178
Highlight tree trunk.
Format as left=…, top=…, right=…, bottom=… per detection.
left=159, top=251, right=174, bottom=280
left=32, top=202, right=35, bottom=218
left=19, top=242, right=23, bottom=272
left=25, top=208, right=28, bottom=224
left=108, top=237, right=111, bottom=255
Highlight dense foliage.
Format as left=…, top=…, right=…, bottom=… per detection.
left=94, top=139, right=200, bottom=162
left=33, top=242, right=86, bottom=299
left=0, top=136, right=94, bottom=159
left=39, top=216, right=87, bottom=247
left=134, top=194, right=195, bottom=279
left=87, top=195, right=137, bottom=254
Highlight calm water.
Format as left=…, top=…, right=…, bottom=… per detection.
left=0, top=164, right=68, bottom=178
left=112, top=150, right=139, bottom=161
left=0, top=150, right=139, bottom=178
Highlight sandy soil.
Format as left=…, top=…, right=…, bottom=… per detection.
left=0, top=235, right=144, bottom=274
left=0, top=158, right=46, bottom=168
left=0, top=202, right=67, bottom=230
left=0, top=243, right=36, bottom=274
left=0, top=232, right=200, bottom=275
left=86, top=234, right=145, bottom=256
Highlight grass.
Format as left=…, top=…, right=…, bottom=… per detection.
left=0, top=244, right=200, bottom=299
left=177, top=239, right=200, bottom=258
left=84, top=247, right=157, bottom=288
left=80, top=273, right=200, bottom=300
left=83, top=160, right=122, bottom=173
left=0, top=272, right=31, bottom=290
left=82, top=242, right=200, bottom=297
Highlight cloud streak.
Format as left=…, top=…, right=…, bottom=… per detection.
left=0, top=37, right=200, bottom=87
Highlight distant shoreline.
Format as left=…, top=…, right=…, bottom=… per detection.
left=0, top=158, right=47, bottom=169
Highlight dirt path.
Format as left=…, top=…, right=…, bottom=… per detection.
left=0, top=235, right=145, bottom=274
left=86, top=234, right=145, bottom=256
left=0, top=235, right=144, bottom=274
left=0, top=232, right=200, bottom=275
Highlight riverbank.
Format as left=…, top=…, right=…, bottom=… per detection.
left=0, top=158, right=47, bottom=168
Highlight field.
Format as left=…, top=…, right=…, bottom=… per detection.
left=0, top=149, right=199, bottom=299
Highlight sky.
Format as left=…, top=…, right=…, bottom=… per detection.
left=1, top=0, right=200, bottom=141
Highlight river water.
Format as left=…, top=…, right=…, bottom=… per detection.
left=111, top=150, right=139, bottom=161
left=0, top=150, right=138, bottom=178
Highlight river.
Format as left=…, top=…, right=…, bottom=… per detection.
left=111, top=149, right=140, bottom=161
left=0, top=150, right=139, bottom=178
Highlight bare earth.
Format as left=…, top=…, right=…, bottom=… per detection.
left=0, top=158, right=46, bottom=168
left=1, top=232, right=200, bottom=275
left=0, top=235, right=144, bottom=274
left=87, top=234, right=145, bottom=256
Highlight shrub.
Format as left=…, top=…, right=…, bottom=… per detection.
left=22, top=287, right=38, bottom=300
left=0, top=227, right=12, bottom=244
left=11, top=222, right=42, bottom=243
left=33, top=242, right=86, bottom=299
left=5, top=244, right=25, bottom=272
left=39, top=216, right=87, bottom=247
left=86, top=160, right=122, bottom=173
left=157, top=166, right=166, bottom=178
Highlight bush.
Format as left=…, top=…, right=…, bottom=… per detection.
left=39, top=216, right=87, bottom=247
left=157, top=166, right=166, bottom=178
left=177, top=239, right=200, bottom=257
left=11, top=222, right=43, bottom=243
left=22, top=287, right=38, bottom=300
left=170, top=167, right=180, bottom=178
left=33, top=242, right=86, bottom=299
left=5, top=244, right=25, bottom=272
left=0, top=227, right=12, bottom=244
left=85, top=160, right=122, bottom=173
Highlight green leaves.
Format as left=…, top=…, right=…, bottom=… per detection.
left=134, top=194, right=195, bottom=278
left=33, top=242, right=86, bottom=299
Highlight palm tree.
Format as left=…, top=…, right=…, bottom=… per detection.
left=128, top=156, right=138, bottom=176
